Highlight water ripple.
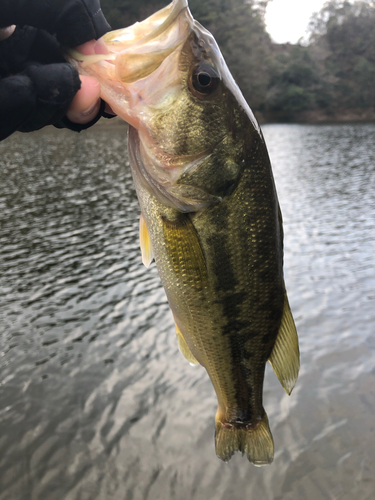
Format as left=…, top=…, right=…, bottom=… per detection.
left=0, top=124, right=374, bottom=500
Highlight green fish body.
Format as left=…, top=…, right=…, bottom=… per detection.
left=69, top=0, right=299, bottom=465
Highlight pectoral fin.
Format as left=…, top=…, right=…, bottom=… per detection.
left=175, top=323, right=199, bottom=365
left=162, top=214, right=207, bottom=290
left=139, top=213, right=154, bottom=268
left=268, top=294, right=299, bottom=395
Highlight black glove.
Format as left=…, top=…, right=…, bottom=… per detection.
left=0, top=0, right=111, bottom=141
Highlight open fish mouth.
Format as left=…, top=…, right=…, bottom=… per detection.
left=67, top=0, right=192, bottom=87
left=66, top=0, right=259, bottom=136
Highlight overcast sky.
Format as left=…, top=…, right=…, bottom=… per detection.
left=265, top=0, right=327, bottom=43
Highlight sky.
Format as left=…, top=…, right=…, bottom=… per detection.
left=265, top=0, right=327, bottom=44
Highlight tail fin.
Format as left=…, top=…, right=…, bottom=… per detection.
left=215, top=412, right=274, bottom=466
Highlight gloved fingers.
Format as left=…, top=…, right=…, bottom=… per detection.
left=25, top=62, right=81, bottom=112
left=0, top=62, right=81, bottom=140
left=0, top=0, right=111, bottom=47
left=57, top=0, right=111, bottom=47
left=0, top=26, right=65, bottom=77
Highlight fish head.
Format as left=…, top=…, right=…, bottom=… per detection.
left=68, top=0, right=262, bottom=211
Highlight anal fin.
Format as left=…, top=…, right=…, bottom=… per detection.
left=268, top=293, right=300, bottom=395
left=139, top=213, right=154, bottom=268
left=175, top=323, right=199, bottom=365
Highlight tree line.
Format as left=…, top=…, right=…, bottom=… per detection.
left=100, top=0, right=375, bottom=121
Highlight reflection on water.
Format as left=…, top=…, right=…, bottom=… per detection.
left=0, top=124, right=374, bottom=500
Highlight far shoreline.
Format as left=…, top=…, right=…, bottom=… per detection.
left=93, top=108, right=375, bottom=128
left=255, top=108, right=375, bottom=125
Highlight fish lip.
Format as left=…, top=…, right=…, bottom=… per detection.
left=106, top=0, right=190, bottom=52
left=66, top=0, right=191, bottom=65
left=66, top=0, right=193, bottom=93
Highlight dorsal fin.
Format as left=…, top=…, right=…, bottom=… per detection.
left=268, top=294, right=299, bottom=395
left=139, top=213, right=154, bottom=268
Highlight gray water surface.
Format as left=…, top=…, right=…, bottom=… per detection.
left=1, top=123, right=374, bottom=500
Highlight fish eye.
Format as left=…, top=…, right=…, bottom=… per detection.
left=192, top=65, right=220, bottom=94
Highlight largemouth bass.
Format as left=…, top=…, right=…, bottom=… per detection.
left=68, top=0, right=299, bottom=465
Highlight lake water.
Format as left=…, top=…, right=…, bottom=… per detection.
left=0, top=123, right=374, bottom=500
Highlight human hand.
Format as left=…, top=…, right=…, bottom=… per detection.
left=0, top=1, right=113, bottom=141
left=66, top=38, right=114, bottom=125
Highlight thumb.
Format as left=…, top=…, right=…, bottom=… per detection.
left=66, top=75, right=101, bottom=124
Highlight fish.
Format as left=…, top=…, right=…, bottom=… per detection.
left=67, top=0, right=299, bottom=465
